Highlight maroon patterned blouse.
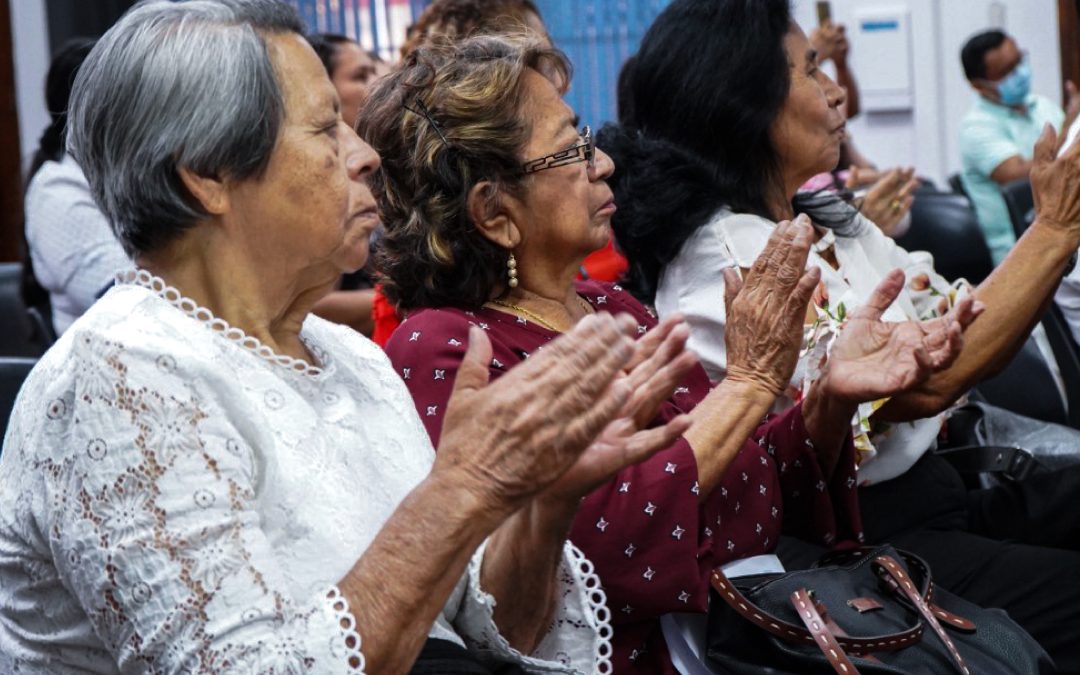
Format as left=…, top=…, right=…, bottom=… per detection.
left=385, top=280, right=863, bottom=673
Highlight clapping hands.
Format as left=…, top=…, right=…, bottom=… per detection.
left=436, top=310, right=696, bottom=518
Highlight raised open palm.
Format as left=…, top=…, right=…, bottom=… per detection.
left=822, top=269, right=983, bottom=404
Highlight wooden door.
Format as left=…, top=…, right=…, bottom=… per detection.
left=0, top=0, right=22, bottom=263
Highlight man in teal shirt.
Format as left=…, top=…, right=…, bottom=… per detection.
left=959, top=30, right=1064, bottom=264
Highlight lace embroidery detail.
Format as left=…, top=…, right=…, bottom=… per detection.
left=117, top=268, right=330, bottom=378
left=326, top=586, right=366, bottom=673
left=567, top=542, right=613, bottom=674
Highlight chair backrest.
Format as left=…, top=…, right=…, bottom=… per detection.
left=0, top=357, right=37, bottom=444
left=26, top=306, right=58, bottom=348
left=896, top=192, right=994, bottom=285
left=1001, top=178, right=1035, bottom=239
left=0, top=263, right=46, bottom=358
left=947, top=173, right=968, bottom=200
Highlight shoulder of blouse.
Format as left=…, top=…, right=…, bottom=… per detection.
left=386, top=306, right=472, bottom=343
left=575, top=279, right=656, bottom=324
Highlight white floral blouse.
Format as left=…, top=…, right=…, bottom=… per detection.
left=655, top=207, right=972, bottom=486
left=0, top=271, right=611, bottom=674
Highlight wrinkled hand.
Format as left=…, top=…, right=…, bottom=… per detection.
left=725, top=215, right=821, bottom=397
left=857, top=167, right=919, bottom=236
left=1032, top=123, right=1080, bottom=236
left=819, top=269, right=984, bottom=404
left=435, top=314, right=636, bottom=516
left=811, top=21, right=849, bottom=65
left=540, top=315, right=698, bottom=502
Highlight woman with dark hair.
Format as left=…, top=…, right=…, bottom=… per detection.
left=23, top=38, right=129, bottom=336
left=600, top=0, right=1080, bottom=667
left=364, top=32, right=972, bottom=672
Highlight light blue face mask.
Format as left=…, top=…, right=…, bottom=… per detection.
left=996, top=59, right=1031, bottom=106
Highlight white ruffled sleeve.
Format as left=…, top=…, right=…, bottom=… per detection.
left=655, top=210, right=776, bottom=381
left=451, top=539, right=613, bottom=674
left=38, top=332, right=367, bottom=674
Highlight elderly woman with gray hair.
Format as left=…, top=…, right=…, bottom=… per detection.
left=0, top=1, right=698, bottom=673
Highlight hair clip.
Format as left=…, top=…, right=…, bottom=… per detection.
left=403, top=97, right=450, bottom=147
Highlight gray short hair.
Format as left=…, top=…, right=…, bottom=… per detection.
left=67, top=0, right=304, bottom=257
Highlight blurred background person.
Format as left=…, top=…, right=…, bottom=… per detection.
left=401, top=0, right=549, bottom=56
left=959, top=29, right=1074, bottom=264
left=22, top=37, right=129, bottom=338
left=307, top=32, right=384, bottom=129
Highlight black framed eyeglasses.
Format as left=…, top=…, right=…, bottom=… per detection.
left=521, top=125, right=594, bottom=175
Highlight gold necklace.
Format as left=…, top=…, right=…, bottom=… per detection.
left=487, top=296, right=594, bottom=333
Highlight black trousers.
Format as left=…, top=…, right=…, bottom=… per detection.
left=408, top=638, right=529, bottom=674
left=780, top=454, right=1080, bottom=674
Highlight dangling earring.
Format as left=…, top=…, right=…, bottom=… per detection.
left=507, top=252, right=518, bottom=288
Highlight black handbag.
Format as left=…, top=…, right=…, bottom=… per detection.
left=706, top=545, right=1054, bottom=674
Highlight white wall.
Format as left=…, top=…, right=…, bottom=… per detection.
left=10, top=0, right=50, bottom=178
left=792, top=0, right=1062, bottom=186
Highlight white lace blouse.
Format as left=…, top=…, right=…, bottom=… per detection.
left=0, top=272, right=611, bottom=674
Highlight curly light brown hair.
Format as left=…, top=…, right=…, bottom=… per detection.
left=400, top=0, right=545, bottom=58
left=358, top=33, right=571, bottom=311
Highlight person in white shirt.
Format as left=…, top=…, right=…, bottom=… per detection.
left=600, top=0, right=1080, bottom=667
left=22, top=38, right=129, bottom=336
left=0, top=2, right=695, bottom=673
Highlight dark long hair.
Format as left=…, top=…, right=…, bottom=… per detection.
left=26, top=38, right=96, bottom=183
left=598, top=0, right=852, bottom=300
left=21, top=38, right=96, bottom=314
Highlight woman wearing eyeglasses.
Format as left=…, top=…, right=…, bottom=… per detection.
left=362, top=34, right=972, bottom=672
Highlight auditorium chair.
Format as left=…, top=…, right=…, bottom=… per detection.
left=947, top=173, right=969, bottom=201
left=896, top=191, right=994, bottom=285
left=0, top=357, right=36, bottom=444
left=1001, top=178, right=1034, bottom=239
left=0, top=263, right=46, bottom=357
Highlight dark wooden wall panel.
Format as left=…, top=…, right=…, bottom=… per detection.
left=1061, top=0, right=1080, bottom=105
left=0, top=0, right=23, bottom=263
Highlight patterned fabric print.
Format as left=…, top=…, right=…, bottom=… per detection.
left=384, top=281, right=862, bottom=674
left=0, top=279, right=608, bottom=674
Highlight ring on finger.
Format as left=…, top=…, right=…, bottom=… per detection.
left=890, top=199, right=902, bottom=212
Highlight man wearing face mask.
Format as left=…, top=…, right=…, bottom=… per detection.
left=959, top=29, right=1071, bottom=264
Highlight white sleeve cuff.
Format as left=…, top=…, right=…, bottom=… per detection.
left=453, top=539, right=613, bottom=674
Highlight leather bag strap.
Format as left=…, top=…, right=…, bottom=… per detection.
left=710, top=568, right=924, bottom=655
left=873, top=556, right=972, bottom=675
left=818, top=547, right=976, bottom=633
left=791, top=588, right=861, bottom=675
